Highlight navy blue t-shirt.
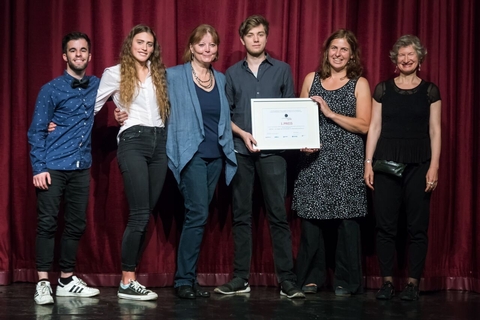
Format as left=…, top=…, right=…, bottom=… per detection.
left=195, top=83, right=223, bottom=159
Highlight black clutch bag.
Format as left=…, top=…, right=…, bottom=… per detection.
left=373, top=160, right=406, bottom=177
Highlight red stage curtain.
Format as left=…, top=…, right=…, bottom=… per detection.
left=1, top=0, right=479, bottom=292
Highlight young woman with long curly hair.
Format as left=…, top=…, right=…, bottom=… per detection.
left=95, top=24, right=169, bottom=301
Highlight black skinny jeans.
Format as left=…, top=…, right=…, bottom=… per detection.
left=116, top=125, right=167, bottom=271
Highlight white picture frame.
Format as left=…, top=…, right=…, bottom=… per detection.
left=251, top=98, right=320, bottom=150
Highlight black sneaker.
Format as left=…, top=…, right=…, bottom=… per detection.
left=302, top=284, right=318, bottom=294
left=280, top=280, right=305, bottom=299
left=214, top=278, right=250, bottom=295
left=399, top=282, right=419, bottom=301
left=118, top=280, right=158, bottom=301
left=376, top=281, right=395, bottom=300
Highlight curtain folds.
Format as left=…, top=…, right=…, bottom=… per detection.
left=1, top=0, right=478, bottom=292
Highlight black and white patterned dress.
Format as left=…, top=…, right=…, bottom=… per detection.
left=292, top=73, right=367, bottom=220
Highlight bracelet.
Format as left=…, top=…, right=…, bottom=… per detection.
left=365, top=159, right=372, bottom=164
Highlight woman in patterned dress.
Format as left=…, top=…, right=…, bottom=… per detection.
left=293, top=29, right=372, bottom=296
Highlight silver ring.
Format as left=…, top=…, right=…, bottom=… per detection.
left=428, top=182, right=434, bottom=185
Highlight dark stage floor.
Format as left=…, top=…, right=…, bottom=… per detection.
left=1, top=284, right=479, bottom=319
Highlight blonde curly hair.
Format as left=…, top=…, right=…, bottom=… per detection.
left=119, top=25, right=169, bottom=120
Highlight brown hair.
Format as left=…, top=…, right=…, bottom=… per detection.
left=318, top=29, right=363, bottom=80
left=238, top=15, right=269, bottom=38
left=119, top=24, right=169, bottom=120
left=182, top=24, right=220, bottom=63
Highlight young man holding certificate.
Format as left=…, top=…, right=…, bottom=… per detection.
left=213, top=15, right=304, bottom=299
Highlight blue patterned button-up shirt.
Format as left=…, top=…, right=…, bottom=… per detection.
left=28, top=71, right=100, bottom=175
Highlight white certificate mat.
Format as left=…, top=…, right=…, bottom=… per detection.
left=251, top=98, right=320, bottom=150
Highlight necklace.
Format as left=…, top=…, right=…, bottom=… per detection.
left=192, top=67, right=213, bottom=89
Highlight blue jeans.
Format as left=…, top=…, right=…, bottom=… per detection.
left=36, top=169, right=90, bottom=272
left=117, top=125, right=167, bottom=271
left=174, top=153, right=222, bottom=287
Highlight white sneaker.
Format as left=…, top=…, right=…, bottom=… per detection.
left=34, top=281, right=54, bottom=305
left=56, top=276, right=100, bottom=297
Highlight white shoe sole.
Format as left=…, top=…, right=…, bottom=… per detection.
left=214, top=286, right=251, bottom=295
left=118, top=292, right=158, bottom=301
left=280, top=290, right=306, bottom=299
left=56, top=290, right=100, bottom=297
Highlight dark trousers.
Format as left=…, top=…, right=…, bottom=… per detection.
left=174, top=154, right=222, bottom=287
left=231, top=153, right=296, bottom=284
left=36, top=169, right=90, bottom=272
left=117, top=126, right=167, bottom=272
left=374, top=161, right=431, bottom=280
left=295, top=219, right=363, bottom=293
left=295, top=219, right=326, bottom=288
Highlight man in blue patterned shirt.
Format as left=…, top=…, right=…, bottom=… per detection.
left=27, top=32, right=100, bottom=305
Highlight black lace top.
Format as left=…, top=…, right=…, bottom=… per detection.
left=373, top=79, right=441, bottom=164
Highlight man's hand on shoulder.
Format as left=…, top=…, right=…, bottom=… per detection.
left=33, top=172, right=51, bottom=190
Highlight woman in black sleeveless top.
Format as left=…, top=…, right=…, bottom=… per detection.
left=364, top=35, right=441, bottom=301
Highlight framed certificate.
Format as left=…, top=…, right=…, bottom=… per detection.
left=251, top=98, right=320, bottom=150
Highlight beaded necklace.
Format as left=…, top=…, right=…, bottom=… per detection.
left=192, top=67, right=213, bottom=89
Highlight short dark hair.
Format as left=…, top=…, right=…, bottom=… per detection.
left=239, top=15, right=269, bottom=38
left=62, top=32, right=91, bottom=54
